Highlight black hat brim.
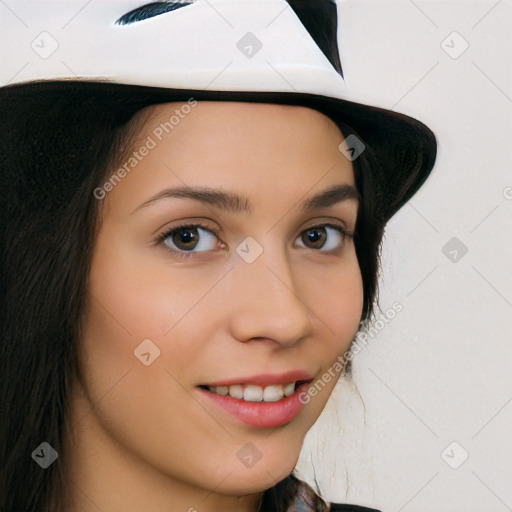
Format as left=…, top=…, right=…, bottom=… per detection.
left=1, top=81, right=437, bottom=222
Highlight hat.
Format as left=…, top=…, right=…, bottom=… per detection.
left=0, top=0, right=436, bottom=221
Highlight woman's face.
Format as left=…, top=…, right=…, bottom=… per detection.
left=69, top=101, right=363, bottom=510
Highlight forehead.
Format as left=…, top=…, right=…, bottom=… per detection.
left=137, top=100, right=344, bottom=142
left=131, top=100, right=349, bottom=172
left=103, top=100, right=355, bottom=218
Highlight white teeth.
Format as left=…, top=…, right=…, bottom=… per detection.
left=284, top=382, right=295, bottom=397
left=263, top=384, right=284, bottom=402
left=228, top=384, right=243, bottom=399
left=216, top=385, right=228, bottom=396
left=209, top=382, right=297, bottom=402
left=243, top=385, right=263, bottom=402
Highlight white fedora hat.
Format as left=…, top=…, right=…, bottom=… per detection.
left=0, top=0, right=437, bottom=220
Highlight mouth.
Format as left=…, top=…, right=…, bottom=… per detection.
left=198, top=380, right=311, bottom=403
left=196, top=373, right=314, bottom=429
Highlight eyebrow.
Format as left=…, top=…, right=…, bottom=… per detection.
left=131, top=183, right=361, bottom=215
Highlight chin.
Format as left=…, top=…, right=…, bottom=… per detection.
left=214, top=444, right=301, bottom=496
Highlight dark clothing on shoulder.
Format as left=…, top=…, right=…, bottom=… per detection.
left=260, top=473, right=382, bottom=512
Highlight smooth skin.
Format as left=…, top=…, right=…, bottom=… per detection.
left=63, top=101, right=364, bottom=512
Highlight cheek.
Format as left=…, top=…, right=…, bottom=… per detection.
left=327, top=265, right=363, bottom=339
left=80, top=225, right=207, bottom=402
left=84, top=222, right=215, bottom=345
left=303, top=249, right=363, bottom=349
left=86, top=246, right=169, bottom=341
left=297, top=251, right=363, bottom=407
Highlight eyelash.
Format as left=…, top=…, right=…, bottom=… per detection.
left=154, top=221, right=354, bottom=261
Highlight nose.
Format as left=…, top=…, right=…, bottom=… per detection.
left=228, top=243, right=314, bottom=348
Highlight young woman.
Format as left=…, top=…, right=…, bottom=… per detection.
left=0, top=1, right=437, bottom=510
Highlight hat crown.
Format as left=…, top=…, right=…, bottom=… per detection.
left=1, top=0, right=347, bottom=98
left=116, top=0, right=343, bottom=78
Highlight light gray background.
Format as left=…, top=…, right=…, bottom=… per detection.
left=296, top=1, right=512, bottom=511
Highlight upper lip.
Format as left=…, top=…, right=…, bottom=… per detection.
left=200, top=370, right=315, bottom=388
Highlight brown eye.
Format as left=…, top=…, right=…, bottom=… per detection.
left=171, top=227, right=199, bottom=250
left=161, top=224, right=218, bottom=253
left=296, top=224, right=351, bottom=251
left=301, top=227, right=327, bottom=249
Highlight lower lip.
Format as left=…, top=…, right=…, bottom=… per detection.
left=197, top=383, right=310, bottom=429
